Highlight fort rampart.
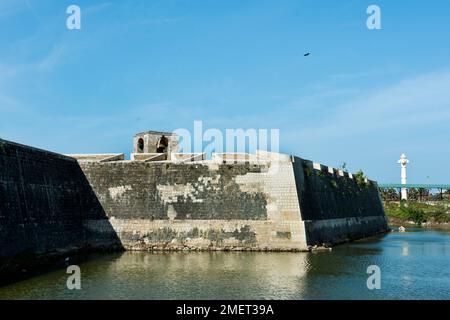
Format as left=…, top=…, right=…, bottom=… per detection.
left=0, top=137, right=388, bottom=279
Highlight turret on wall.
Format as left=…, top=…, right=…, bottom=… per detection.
left=132, top=130, right=179, bottom=160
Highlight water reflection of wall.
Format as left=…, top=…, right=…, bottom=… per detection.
left=2, top=230, right=449, bottom=299
left=103, top=252, right=311, bottom=299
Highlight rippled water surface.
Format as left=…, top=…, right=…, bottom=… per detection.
left=1, top=228, right=449, bottom=299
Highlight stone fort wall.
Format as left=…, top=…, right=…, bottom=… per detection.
left=0, top=138, right=388, bottom=279
left=0, top=139, right=120, bottom=281
left=80, top=154, right=387, bottom=251
left=292, top=157, right=388, bottom=246
left=80, top=157, right=308, bottom=251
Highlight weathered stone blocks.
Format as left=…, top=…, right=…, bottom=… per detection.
left=0, top=137, right=389, bottom=281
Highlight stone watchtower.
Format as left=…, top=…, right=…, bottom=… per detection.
left=133, top=130, right=179, bottom=160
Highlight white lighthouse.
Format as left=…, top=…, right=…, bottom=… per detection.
left=397, top=153, right=409, bottom=200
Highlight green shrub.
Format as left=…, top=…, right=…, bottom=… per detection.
left=401, top=206, right=426, bottom=225
left=384, top=201, right=449, bottom=225
left=304, top=165, right=312, bottom=177
left=354, top=170, right=368, bottom=187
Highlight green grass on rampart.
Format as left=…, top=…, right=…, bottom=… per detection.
left=384, top=201, right=450, bottom=225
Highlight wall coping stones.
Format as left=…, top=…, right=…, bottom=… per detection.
left=66, top=153, right=125, bottom=162
left=0, top=138, right=76, bottom=162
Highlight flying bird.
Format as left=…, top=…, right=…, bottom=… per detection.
left=304, top=53, right=310, bottom=57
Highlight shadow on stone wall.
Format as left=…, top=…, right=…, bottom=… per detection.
left=0, top=139, right=123, bottom=285
left=292, top=156, right=386, bottom=221
left=291, top=156, right=388, bottom=246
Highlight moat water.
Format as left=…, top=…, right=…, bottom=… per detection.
left=1, top=228, right=449, bottom=300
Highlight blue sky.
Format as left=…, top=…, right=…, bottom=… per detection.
left=1, top=0, right=450, bottom=184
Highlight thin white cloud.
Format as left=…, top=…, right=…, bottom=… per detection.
left=36, top=44, right=67, bottom=71
left=0, top=0, right=26, bottom=18
left=0, top=42, right=68, bottom=116
left=139, top=18, right=182, bottom=25
left=84, top=2, right=113, bottom=15
left=293, top=71, right=450, bottom=141
left=24, top=0, right=41, bottom=21
left=0, top=92, right=20, bottom=112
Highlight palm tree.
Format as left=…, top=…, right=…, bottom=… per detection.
left=418, top=188, right=428, bottom=202
left=408, top=188, right=419, bottom=201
